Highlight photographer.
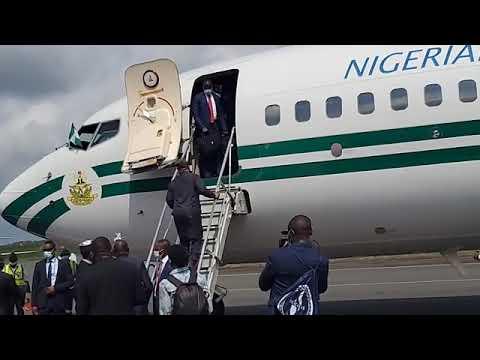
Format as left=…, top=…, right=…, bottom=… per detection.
left=259, top=215, right=329, bottom=315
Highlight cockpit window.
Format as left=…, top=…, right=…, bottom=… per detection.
left=75, top=119, right=120, bottom=151
left=78, top=123, right=99, bottom=150
left=91, top=119, right=120, bottom=147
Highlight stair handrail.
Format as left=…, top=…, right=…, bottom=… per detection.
left=196, top=127, right=236, bottom=276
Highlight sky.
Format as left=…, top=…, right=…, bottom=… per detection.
left=0, top=45, right=283, bottom=245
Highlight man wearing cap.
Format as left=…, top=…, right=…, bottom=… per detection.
left=77, top=240, right=94, bottom=280
left=74, top=240, right=94, bottom=313
left=192, top=79, right=229, bottom=178
left=3, top=252, right=27, bottom=315
left=166, top=162, right=218, bottom=271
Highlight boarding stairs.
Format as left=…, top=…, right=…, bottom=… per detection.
left=145, top=127, right=249, bottom=312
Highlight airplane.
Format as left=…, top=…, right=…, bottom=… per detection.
left=1, top=45, right=480, bottom=276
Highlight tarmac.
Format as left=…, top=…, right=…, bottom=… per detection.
left=16, top=250, right=480, bottom=315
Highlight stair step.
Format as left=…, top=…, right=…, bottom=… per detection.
left=201, top=211, right=222, bottom=218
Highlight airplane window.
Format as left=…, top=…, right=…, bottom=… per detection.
left=326, top=96, right=342, bottom=118
left=424, top=84, right=442, bottom=107
left=390, top=88, right=408, bottom=111
left=78, top=123, right=99, bottom=150
left=459, top=80, right=477, bottom=103
left=358, top=92, right=375, bottom=115
left=91, top=119, right=120, bottom=147
left=265, top=105, right=280, bottom=126
left=295, top=100, right=311, bottom=122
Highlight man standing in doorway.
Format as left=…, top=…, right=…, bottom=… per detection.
left=192, top=79, right=229, bottom=178
left=166, top=162, right=218, bottom=271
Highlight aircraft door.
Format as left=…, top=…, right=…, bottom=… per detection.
left=122, top=59, right=182, bottom=173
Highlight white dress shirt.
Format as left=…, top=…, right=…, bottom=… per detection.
left=205, top=93, right=217, bottom=120
left=153, top=255, right=170, bottom=296
left=160, top=255, right=169, bottom=275
left=46, top=257, right=59, bottom=286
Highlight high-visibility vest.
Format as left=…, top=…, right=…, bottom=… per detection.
left=3, top=263, right=26, bottom=286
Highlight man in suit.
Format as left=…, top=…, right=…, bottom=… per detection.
left=258, top=215, right=329, bottom=315
left=192, top=79, right=229, bottom=178
left=152, top=239, right=172, bottom=315
left=166, top=162, right=218, bottom=271
left=0, top=257, right=17, bottom=315
left=74, top=239, right=94, bottom=314
left=31, top=240, right=74, bottom=315
left=112, top=239, right=153, bottom=315
left=76, top=237, right=145, bottom=315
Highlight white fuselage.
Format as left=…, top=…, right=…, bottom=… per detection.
left=1, top=45, right=480, bottom=263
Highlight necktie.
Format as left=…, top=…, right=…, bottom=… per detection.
left=47, top=260, right=52, bottom=285
left=207, top=95, right=215, bottom=123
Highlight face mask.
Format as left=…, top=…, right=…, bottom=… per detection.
left=153, top=251, right=160, bottom=257
left=204, top=89, right=212, bottom=95
left=43, top=251, right=53, bottom=259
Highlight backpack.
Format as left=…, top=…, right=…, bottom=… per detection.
left=274, top=256, right=321, bottom=316
left=167, top=271, right=209, bottom=315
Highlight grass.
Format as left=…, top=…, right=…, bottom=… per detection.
left=0, top=240, right=44, bottom=261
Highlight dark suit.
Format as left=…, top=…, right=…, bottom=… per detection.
left=166, top=172, right=216, bottom=269
left=192, top=92, right=227, bottom=133
left=76, top=257, right=145, bottom=315
left=32, top=258, right=74, bottom=315
left=0, top=272, right=17, bottom=315
left=192, top=92, right=228, bottom=178
left=74, top=260, right=93, bottom=313
left=259, top=240, right=329, bottom=313
left=116, top=255, right=153, bottom=315
left=152, top=258, right=172, bottom=315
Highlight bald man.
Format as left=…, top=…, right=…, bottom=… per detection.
left=112, top=240, right=153, bottom=315
left=76, top=237, right=144, bottom=315
left=258, top=215, right=329, bottom=315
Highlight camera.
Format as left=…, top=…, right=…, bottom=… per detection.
left=279, top=230, right=289, bottom=248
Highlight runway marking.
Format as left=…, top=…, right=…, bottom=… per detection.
left=227, top=278, right=480, bottom=292
left=219, top=262, right=480, bottom=277
left=219, top=273, right=260, bottom=277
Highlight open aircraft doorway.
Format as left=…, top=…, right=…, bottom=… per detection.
left=190, top=69, right=240, bottom=179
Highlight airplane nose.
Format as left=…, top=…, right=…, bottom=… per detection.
left=0, top=181, right=19, bottom=225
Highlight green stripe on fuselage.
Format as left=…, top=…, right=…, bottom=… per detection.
left=26, top=198, right=70, bottom=238
left=5, top=119, right=480, bottom=237
left=101, top=177, right=171, bottom=198
left=92, top=161, right=123, bottom=177
left=1, top=176, right=64, bottom=226
left=22, top=144, right=480, bottom=237
left=238, top=119, right=480, bottom=160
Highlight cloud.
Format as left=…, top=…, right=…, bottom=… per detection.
left=0, top=45, right=283, bottom=243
